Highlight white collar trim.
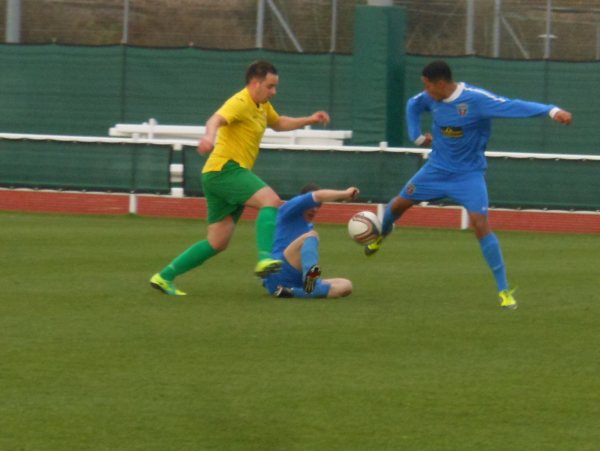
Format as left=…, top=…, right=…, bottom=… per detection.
left=443, top=82, right=465, bottom=103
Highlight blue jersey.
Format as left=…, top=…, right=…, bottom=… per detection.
left=406, top=82, right=556, bottom=172
left=271, top=192, right=319, bottom=258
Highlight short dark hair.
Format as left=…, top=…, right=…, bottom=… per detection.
left=300, top=183, right=320, bottom=194
left=245, top=60, right=278, bottom=84
left=422, top=60, right=453, bottom=82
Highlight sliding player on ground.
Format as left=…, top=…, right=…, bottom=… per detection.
left=263, top=184, right=359, bottom=299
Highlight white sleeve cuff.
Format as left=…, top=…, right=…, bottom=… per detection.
left=414, top=135, right=426, bottom=146
left=549, top=107, right=561, bottom=119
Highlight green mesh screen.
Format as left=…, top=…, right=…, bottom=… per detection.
left=183, top=147, right=600, bottom=210
left=352, top=6, right=405, bottom=146
left=0, top=45, right=352, bottom=136
left=0, top=139, right=171, bottom=193
left=486, top=157, right=600, bottom=210
left=2, top=139, right=598, bottom=210
left=123, top=48, right=353, bottom=131
left=184, top=146, right=427, bottom=203
left=403, top=56, right=600, bottom=154
left=253, top=149, right=422, bottom=202
left=0, top=45, right=598, bottom=154
left=0, top=45, right=123, bottom=136
left=182, top=146, right=203, bottom=195
left=1, top=44, right=599, bottom=209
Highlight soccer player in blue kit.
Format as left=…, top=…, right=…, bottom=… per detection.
left=263, top=184, right=359, bottom=299
left=367, top=60, right=573, bottom=310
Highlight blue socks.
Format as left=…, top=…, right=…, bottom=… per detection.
left=381, top=201, right=400, bottom=236
left=291, top=235, right=330, bottom=298
left=479, top=233, right=508, bottom=291
left=301, top=236, right=319, bottom=279
left=291, top=284, right=331, bottom=299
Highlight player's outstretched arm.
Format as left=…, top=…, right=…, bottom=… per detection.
left=198, top=114, right=227, bottom=155
left=313, top=187, right=359, bottom=203
left=270, top=111, right=330, bottom=131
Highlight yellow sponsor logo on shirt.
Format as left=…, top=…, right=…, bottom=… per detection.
left=440, top=126, right=464, bottom=138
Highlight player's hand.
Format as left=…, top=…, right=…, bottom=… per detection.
left=346, top=187, right=359, bottom=201
left=421, top=133, right=433, bottom=147
left=198, top=136, right=214, bottom=155
left=310, top=111, right=330, bottom=126
left=553, top=110, right=572, bottom=125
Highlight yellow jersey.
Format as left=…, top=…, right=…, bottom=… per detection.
left=202, top=87, right=280, bottom=173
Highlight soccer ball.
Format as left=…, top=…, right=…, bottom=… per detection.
left=347, top=211, right=382, bottom=245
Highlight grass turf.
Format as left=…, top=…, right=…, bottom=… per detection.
left=1, top=211, right=599, bottom=450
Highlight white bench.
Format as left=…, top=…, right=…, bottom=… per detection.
left=109, top=119, right=353, bottom=146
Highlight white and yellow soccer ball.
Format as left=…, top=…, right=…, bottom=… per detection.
left=347, top=211, right=382, bottom=245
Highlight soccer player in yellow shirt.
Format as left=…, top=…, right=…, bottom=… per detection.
left=150, top=60, right=330, bottom=295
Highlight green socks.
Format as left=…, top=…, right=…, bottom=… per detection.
left=159, top=205, right=277, bottom=280
left=256, top=206, right=278, bottom=261
left=160, top=240, right=218, bottom=281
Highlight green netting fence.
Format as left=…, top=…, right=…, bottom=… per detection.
left=0, top=139, right=171, bottom=193
left=1, top=138, right=599, bottom=210
left=0, top=44, right=598, bottom=154
left=486, top=156, right=600, bottom=211
left=183, top=147, right=423, bottom=202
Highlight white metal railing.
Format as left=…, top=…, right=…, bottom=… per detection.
left=3, top=132, right=600, bottom=162
left=109, top=119, right=353, bottom=146
left=4, top=131, right=600, bottom=162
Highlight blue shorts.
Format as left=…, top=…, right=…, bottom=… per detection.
left=400, top=163, right=489, bottom=214
left=262, top=257, right=327, bottom=295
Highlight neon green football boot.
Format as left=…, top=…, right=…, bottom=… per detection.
left=254, top=258, right=283, bottom=278
left=364, top=235, right=383, bottom=257
left=150, top=273, right=187, bottom=296
left=498, top=288, right=518, bottom=310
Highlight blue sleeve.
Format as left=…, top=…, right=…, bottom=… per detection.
left=279, top=193, right=320, bottom=220
left=406, top=92, right=430, bottom=142
left=474, top=90, right=555, bottom=119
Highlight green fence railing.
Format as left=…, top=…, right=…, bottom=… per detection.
left=1, top=136, right=599, bottom=211
left=0, top=138, right=171, bottom=194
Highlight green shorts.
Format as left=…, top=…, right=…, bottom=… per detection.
left=201, top=160, right=268, bottom=224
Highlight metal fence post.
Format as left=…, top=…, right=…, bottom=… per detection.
left=122, top=0, right=130, bottom=44
left=597, top=23, right=600, bottom=60
left=256, top=0, right=265, bottom=49
left=5, top=0, right=22, bottom=43
left=330, top=0, right=338, bottom=53
left=465, top=0, right=475, bottom=55
left=493, top=0, right=501, bottom=57
left=543, top=0, right=552, bottom=59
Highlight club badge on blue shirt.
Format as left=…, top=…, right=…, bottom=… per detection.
left=457, top=103, right=469, bottom=116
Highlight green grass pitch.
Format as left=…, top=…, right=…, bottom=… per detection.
left=2, top=211, right=599, bottom=450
